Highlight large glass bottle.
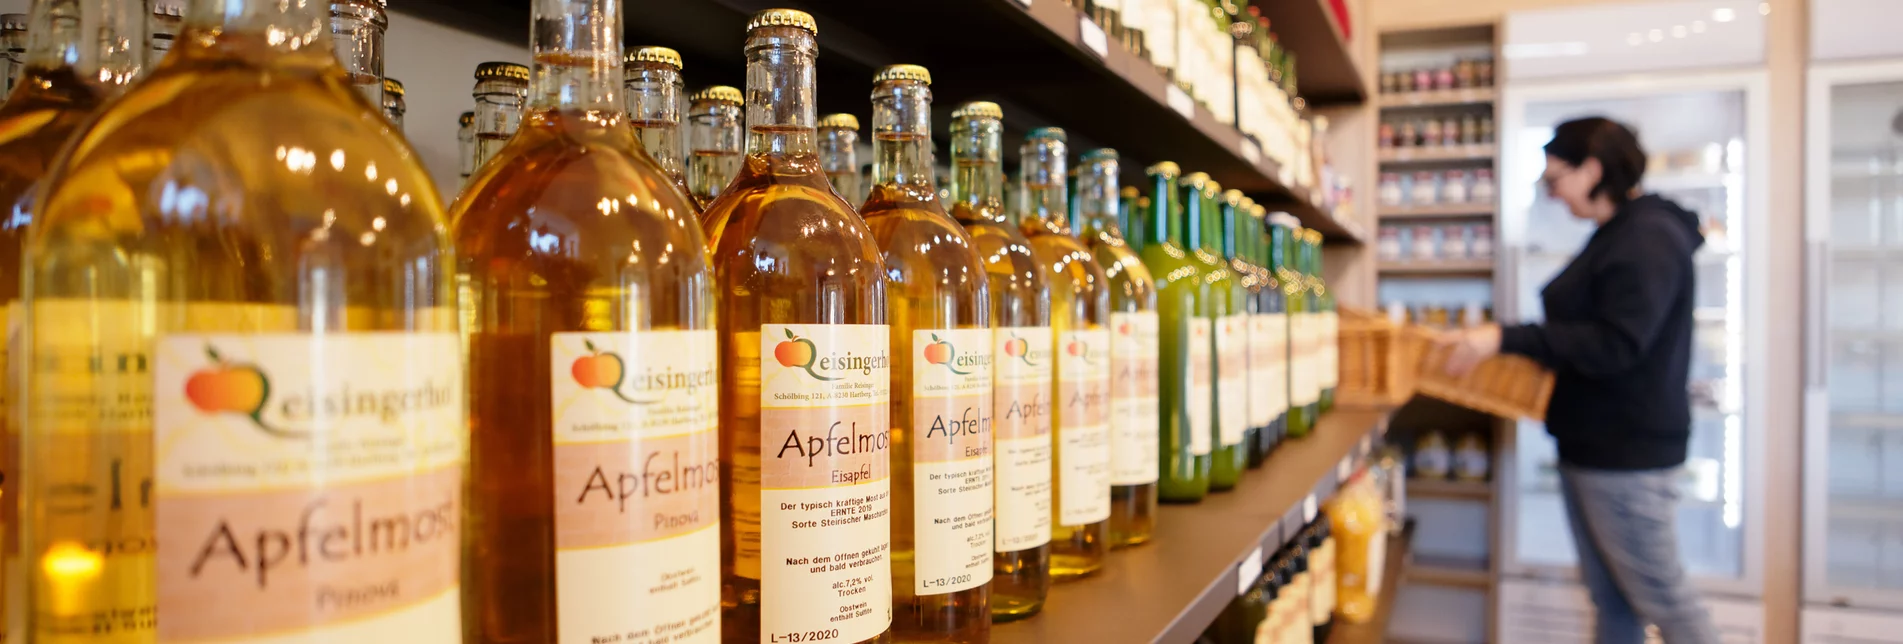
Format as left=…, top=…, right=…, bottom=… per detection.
left=624, top=45, right=692, bottom=202
left=24, top=0, right=460, bottom=640
left=1018, top=128, right=1111, bottom=581
left=699, top=10, right=893, bottom=644
left=858, top=64, right=992, bottom=643
left=329, top=0, right=385, bottom=105
left=1274, top=215, right=1317, bottom=437
left=818, top=112, right=862, bottom=206
left=1181, top=174, right=1246, bottom=490
left=1308, top=229, right=1337, bottom=413
left=472, top=61, right=530, bottom=173
left=1139, top=162, right=1211, bottom=503
left=1076, top=149, right=1158, bottom=548
left=686, top=85, right=742, bottom=211
left=945, top=101, right=1051, bottom=622
left=1218, top=189, right=1265, bottom=470
left=452, top=0, right=715, bottom=639
left=1247, top=204, right=1288, bottom=460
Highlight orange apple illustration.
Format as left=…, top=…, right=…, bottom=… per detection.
left=1067, top=338, right=1098, bottom=365
left=572, top=340, right=655, bottom=403
left=774, top=329, right=836, bottom=381
left=1003, top=334, right=1033, bottom=365
left=185, top=346, right=298, bottom=437
left=923, top=334, right=969, bottom=375
left=1118, top=322, right=1133, bottom=335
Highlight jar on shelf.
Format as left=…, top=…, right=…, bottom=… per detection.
left=1398, top=120, right=1418, bottom=148
left=1409, top=171, right=1438, bottom=205
left=1443, top=169, right=1469, bottom=203
left=1413, top=68, right=1432, bottom=93
left=1414, top=431, right=1451, bottom=479
left=1378, top=227, right=1404, bottom=262
left=1480, top=116, right=1496, bottom=143
left=1470, top=168, right=1496, bottom=204
left=1455, top=59, right=1476, bottom=88
left=1460, top=114, right=1479, bottom=145
left=1412, top=225, right=1439, bottom=261
left=1471, top=224, right=1495, bottom=260
left=1435, top=67, right=1456, bottom=91
left=1477, top=55, right=1495, bottom=86
left=1378, top=121, right=1395, bottom=148
left=1422, top=119, right=1442, bottom=148
left=1442, top=115, right=1461, bottom=147
left=1378, top=172, right=1403, bottom=206
left=1441, top=223, right=1471, bottom=260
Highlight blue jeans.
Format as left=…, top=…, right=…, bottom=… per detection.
left=1557, top=464, right=1720, bottom=644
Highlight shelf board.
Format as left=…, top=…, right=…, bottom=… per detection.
left=1326, top=521, right=1416, bottom=644
left=1407, top=477, right=1493, bottom=501
left=1378, top=87, right=1497, bottom=109
left=1379, top=145, right=1495, bottom=164
left=1256, top=0, right=1367, bottom=105
left=1407, top=554, right=1493, bottom=589
left=1377, top=260, right=1494, bottom=277
left=992, top=409, right=1391, bottom=644
left=1376, top=203, right=1496, bottom=219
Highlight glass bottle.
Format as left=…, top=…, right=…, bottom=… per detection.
left=457, top=109, right=475, bottom=185
left=1308, top=229, right=1337, bottom=413
left=1218, top=189, right=1263, bottom=470
left=1181, top=174, right=1245, bottom=490
left=148, top=2, right=182, bottom=64
left=381, top=76, right=404, bottom=128
left=1118, top=185, right=1144, bottom=251
left=452, top=0, right=714, bottom=638
left=329, top=0, right=386, bottom=105
left=1017, top=127, right=1111, bottom=581
left=1275, top=216, right=1317, bottom=437
left=686, top=85, right=742, bottom=211
left=1307, top=514, right=1338, bottom=643
left=858, top=63, right=992, bottom=643
left=1139, top=162, right=1211, bottom=503
left=945, top=101, right=1051, bottom=622
left=0, top=14, right=22, bottom=98
left=472, top=61, right=529, bottom=172
left=818, top=112, right=863, bottom=206
left=1248, top=204, right=1288, bottom=459
left=698, top=10, right=893, bottom=644
left=624, top=45, right=692, bottom=202
left=1076, top=149, right=1158, bottom=548
left=24, top=0, right=458, bottom=640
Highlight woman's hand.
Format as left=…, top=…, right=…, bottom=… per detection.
left=1439, top=324, right=1503, bottom=377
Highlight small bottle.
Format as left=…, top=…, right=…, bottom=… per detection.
left=471, top=61, right=530, bottom=171
left=818, top=112, right=863, bottom=206
left=624, top=45, right=692, bottom=202
left=1414, top=431, right=1451, bottom=479
left=945, top=101, right=1052, bottom=622
left=457, top=110, right=475, bottom=185
left=1248, top=204, right=1289, bottom=459
left=0, top=14, right=22, bottom=98
left=1328, top=476, right=1391, bottom=624
left=686, top=85, right=742, bottom=211
left=148, top=2, right=183, bottom=64
left=859, top=63, right=993, bottom=643
left=329, top=0, right=387, bottom=106
left=700, top=10, right=893, bottom=643
left=1454, top=433, right=1491, bottom=482
left=1181, top=174, right=1246, bottom=490
left=381, top=77, right=404, bottom=128
left=1139, top=162, right=1214, bottom=504
left=1018, top=127, right=1112, bottom=581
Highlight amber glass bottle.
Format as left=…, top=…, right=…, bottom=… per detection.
left=819, top=112, right=863, bottom=206
left=859, top=64, right=992, bottom=644
left=471, top=61, right=530, bottom=173
left=1181, top=174, right=1246, bottom=491
left=1018, top=128, right=1111, bottom=581
left=946, top=101, right=1051, bottom=622
left=1076, top=149, right=1158, bottom=548
left=24, top=0, right=459, bottom=640
left=687, top=85, right=743, bottom=211
left=700, top=10, right=893, bottom=644
left=328, top=0, right=386, bottom=105
left=625, top=45, right=693, bottom=202
left=1141, top=162, right=1213, bottom=503
left=453, top=0, right=716, bottom=640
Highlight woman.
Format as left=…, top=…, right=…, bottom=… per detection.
left=1442, top=117, right=1719, bottom=644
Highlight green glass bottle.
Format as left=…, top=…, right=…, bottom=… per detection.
left=1219, top=190, right=1267, bottom=469
left=1182, top=173, right=1247, bottom=490
left=1077, top=149, right=1160, bottom=548
left=1119, top=186, right=1146, bottom=252
left=1273, top=214, right=1317, bottom=437
left=1308, top=228, right=1338, bottom=413
left=1140, top=162, right=1212, bottom=503
left=1249, top=204, right=1289, bottom=458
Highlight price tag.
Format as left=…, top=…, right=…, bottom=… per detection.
left=1237, top=547, right=1264, bottom=595
left=1166, top=85, right=1196, bottom=119
left=1240, top=138, right=1262, bottom=164
left=1302, top=494, right=1318, bottom=523
left=1337, top=454, right=1352, bottom=480
left=1078, top=17, right=1109, bottom=58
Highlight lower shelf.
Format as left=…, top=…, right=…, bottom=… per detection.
left=1406, top=554, right=1493, bottom=589
left=1326, top=521, right=1416, bottom=644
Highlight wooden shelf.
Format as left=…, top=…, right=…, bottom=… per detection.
left=1326, top=521, right=1417, bottom=644
left=1377, top=203, right=1496, bottom=219
left=1377, top=260, right=1494, bottom=277
left=1406, top=554, right=1493, bottom=589
left=992, top=409, right=1391, bottom=644
left=1407, top=477, right=1493, bottom=501
left=1379, top=145, right=1495, bottom=164
left=1256, top=0, right=1367, bottom=105
left=1378, top=87, right=1497, bottom=109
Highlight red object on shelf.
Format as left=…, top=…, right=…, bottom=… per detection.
left=1328, top=0, right=1352, bottom=39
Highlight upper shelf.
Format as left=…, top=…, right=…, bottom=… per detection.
left=1256, top=0, right=1368, bottom=105
left=1377, top=87, right=1496, bottom=109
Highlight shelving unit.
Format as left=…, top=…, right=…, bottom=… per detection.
left=1408, top=478, right=1493, bottom=501
left=1377, top=260, right=1495, bottom=277
left=1378, top=145, right=1495, bottom=164
left=1378, top=87, right=1498, bottom=109
left=1378, top=203, right=1496, bottom=219
left=1408, top=555, right=1494, bottom=590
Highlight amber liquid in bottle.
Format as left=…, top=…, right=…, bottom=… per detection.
left=687, top=86, right=743, bottom=212
left=455, top=1, right=717, bottom=640
left=702, top=13, right=892, bottom=644
left=859, top=67, right=991, bottom=643
left=946, top=104, right=1050, bottom=622
left=625, top=47, right=694, bottom=206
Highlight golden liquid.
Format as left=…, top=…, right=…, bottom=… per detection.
left=689, top=149, right=740, bottom=215
left=630, top=117, right=695, bottom=212
left=1019, top=201, right=1110, bottom=582
left=1083, top=230, right=1157, bottom=548
left=946, top=194, right=1050, bottom=622
left=861, top=178, right=989, bottom=643
left=701, top=128, right=890, bottom=644
left=453, top=108, right=712, bottom=643
left=23, top=32, right=451, bottom=641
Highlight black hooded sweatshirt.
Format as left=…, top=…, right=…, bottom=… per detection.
left=1500, top=194, right=1705, bottom=470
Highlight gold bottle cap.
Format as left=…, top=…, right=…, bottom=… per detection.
left=626, top=46, right=683, bottom=70
left=459, top=111, right=474, bottom=126
left=1, top=14, right=24, bottom=32
left=1026, top=126, right=1066, bottom=143
left=952, top=101, right=1003, bottom=121
left=748, top=8, right=817, bottom=35
left=153, top=3, right=183, bottom=18
left=873, top=64, right=931, bottom=85
left=475, top=62, right=529, bottom=82
left=382, top=78, right=404, bottom=97
left=1181, top=172, right=1210, bottom=190
left=1304, top=229, right=1324, bottom=243
left=1120, top=186, right=1140, bottom=198
left=1250, top=203, right=1268, bottom=217
left=818, top=113, right=860, bottom=131
left=1222, top=189, right=1245, bottom=204
left=691, top=85, right=743, bottom=105
left=1147, top=161, right=1181, bottom=177
left=1204, top=179, right=1223, bottom=194
left=1081, top=148, right=1118, bottom=163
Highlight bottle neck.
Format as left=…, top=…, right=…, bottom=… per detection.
left=330, top=0, right=385, bottom=107
left=949, top=118, right=1005, bottom=224
left=688, top=101, right=742, bottom=153
left=870, top=79, right=933, bottom=190
left=819, top=127, right=857, bottom=175
left=743, top=27, right=818, bottom=157
left=185, top=0, right=331, bottom=56
left=473, top=80, right=527, bottom=169
left=529, top=0, right=621, bottom=115
left=1021, top=139, right=1068, bottom=233
left=1076, top=161, right=1120, bottom=240
left=21, top=0, right=81, bottom=73
left=626, top=63, right=683, bottom=171
left=1149, top=174, right=1180, bottom=249
left=1219, top=202, right=1240, bottom=259
left=1183, top=187, right=1213, bottom=253
left=21, top=0, right=144, bottom=93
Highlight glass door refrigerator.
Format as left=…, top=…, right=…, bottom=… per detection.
left=1495, top=1, right=1769, bottom=641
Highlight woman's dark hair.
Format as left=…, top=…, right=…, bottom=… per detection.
left=1543, top=117, right=1647, bottom=204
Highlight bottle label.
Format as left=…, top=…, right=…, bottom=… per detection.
left=1289, top=570, right=1312, bottom=633
left=909, top=329, right=994, bottom=596
left=1215, top=315, right=1248, bottom=447
left=1311, top=539, right=1337, bottom=622
left=550, top=331, right=719, bottom=643
left=1319, top=311, right=1339, bottom=389
left=1056, top=328, right=1111, bottom=527
left=1250, top=312, right=1288, bottom=424
left=1290, top=313, right=1319, bottom=407
left=992, top=327, right=1052, bottom=553
left=1107, top=312, right=1159, bottom=486
left=747, top=324, right=893, bottom=643
left=1186, top=318, right=1213, bottom=456
left=151, top=332, right=464, bottom=642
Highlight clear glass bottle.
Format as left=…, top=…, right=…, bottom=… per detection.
left=1181, top=174, right=1245, bottom=490
left=686, top=85, right=742, bottom=211
left=1076, top=149, right=1158, bottom=548
left=0, top=14, right=23, bottom=98
left=1274, top=216, right=1317, bottom=437
left=858, top=64, right=992, bottom=643
left=457, top=109, right=475, bottom=185
left=945, top=101, right=1051, bottom=623
left=24, top=0, right=458, bottom=640
left=624, top=45, right=692, bottom=202
left=1308, top=229, right=1337, bottom=413
left=329, top=0, right=386, bottom=105
left=148, top=2, right=182, bottom=65
left=818, top=112, right=863, bottom=206
left=1248, top=204, right=1288, bottom=459
left=472, top=61, right=529, bottom=173
left=699, top=10, right=893, bottom=644
left=1139, top=162, right=1212, bottom=504
left=381, top=76, right=404, bottom=128
left=1018, top=128, right=1111, bottom=581
left=452, top=0, right=715, bottom=639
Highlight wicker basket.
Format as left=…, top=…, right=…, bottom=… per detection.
left=1416, top=345, right=1555, bottom=420
left=1334, top=307, right=1429, bottom=408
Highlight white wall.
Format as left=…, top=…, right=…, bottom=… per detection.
left=385, top=10, right=526, bottom=198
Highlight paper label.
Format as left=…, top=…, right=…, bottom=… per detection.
left=1319, top=311, right=1339, bottom=389
left=1187, top=318, right=1213, bottom=456
left=749, top=324, right=893, bottom=644
left=1310, top=538, right=1337, bottom=622
left=909, top=330, right=994, bottom=596
left=550, top=331, right=719, bottom=644
left=1215, top=315, right=1248, bottom=447
left=1078, top=16, right=1109, bottom=58
left=992, top=327, right=1052, bottom=552
left=1108, top=312, right=1159, bottom=486
left=153, top=332, right=464, bottom=642
left=1250, top=313, right=1288, bottom=426
left=1055, top=329, right=1111, bottom=527
left=1291, top=313, right=1319, bottom=407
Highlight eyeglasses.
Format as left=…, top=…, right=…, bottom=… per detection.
left=1540, top=164, right=1578, bottom=194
